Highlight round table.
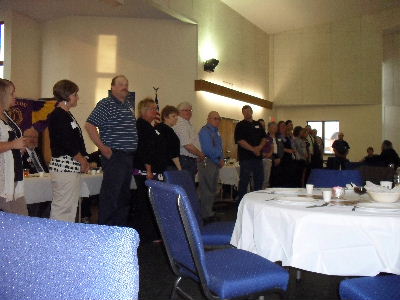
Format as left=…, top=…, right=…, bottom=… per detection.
left=230, top=188, right=400, bottom=276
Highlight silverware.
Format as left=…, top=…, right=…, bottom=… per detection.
left=265, top=197, right=276, bottom=202
left=306, top=202, right=329, bottom=208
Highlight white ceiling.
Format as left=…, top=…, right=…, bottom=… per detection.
left=0, top=0, right=173, bottom=21
left=220, top=0, right=400, bottom=33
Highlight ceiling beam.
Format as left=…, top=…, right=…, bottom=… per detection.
left=194, top=80, right=272, bottom=109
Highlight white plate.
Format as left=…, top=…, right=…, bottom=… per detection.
left=275, top=196, right=319, bottom=205
left=357, top=202, right=400, bottom=211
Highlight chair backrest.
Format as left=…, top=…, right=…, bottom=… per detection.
left=0, top=212, right=139, bottom=300
left=177, top=184, right=213, bottom=294
left=164, top=170, right=203, bottom=226
left=307, top=169, right=364, bottom=187
left=145, top=180, right=204, bottom=277
left=357, top=165, right=395, bottom=185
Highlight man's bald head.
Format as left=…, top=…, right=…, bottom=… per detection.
left=207, top=111, right=221, bottom=127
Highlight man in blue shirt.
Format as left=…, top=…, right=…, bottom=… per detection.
left=85, top=75, right=137, bottom=226
left=198, top=111, right=224, bottom=222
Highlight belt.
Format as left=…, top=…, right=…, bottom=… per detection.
left=112, top=148, right=136, bottom=155
left=180, top=155, right=197, bottom=160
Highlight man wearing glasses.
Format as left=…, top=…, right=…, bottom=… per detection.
left=173, top=102, right=205, bottom=184
left=198, top=111, right=224, bottom=223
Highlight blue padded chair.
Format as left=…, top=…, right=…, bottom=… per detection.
left=0, top=212, right=140, bottom=300
left=164, top=170, right=234, bottom=246
left=307, top=169, right=364, bottom=188
left=146, top=180, right=289, bottom=300
left=339, top=275, right=400, bottom=300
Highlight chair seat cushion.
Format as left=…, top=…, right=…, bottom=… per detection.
left=340, top=275, right=400, bottom=300
left=201, top=221, right=234, bottom=246
left=205, top=248, right=288, bottom=299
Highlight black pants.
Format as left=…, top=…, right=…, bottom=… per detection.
left=179, top=156, right=197, bottom=186
left=27, top=202, right=51, bottom=218
left=99, top=150, right=133, bottom=226
left=238, top=159, right=264, bottom=201
left=131, top=175, right=160, bottom=243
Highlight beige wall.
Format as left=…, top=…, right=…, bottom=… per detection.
left=383, top=32, right=400, bottom=149
left=41, top=16, right=197, bottom=152
left=0, top=11, right=42, bottom=98
left=275, top=105, right=382, bottom=161
left=151, top=0, right=272, bottom=122
left=271, top=7, right=400, bottom=160
left=270, top=15, right=381, bottom=106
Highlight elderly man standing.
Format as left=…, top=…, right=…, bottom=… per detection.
left=198, top=111, right=224, bottom=222
left=234, top=105, right=267, bottom=202
left=85, top=75, right=137, bottom=226
left=173, top=102, right=205, bottom=184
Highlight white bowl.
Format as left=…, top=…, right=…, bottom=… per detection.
left=367, top=191, right=400, bottom=203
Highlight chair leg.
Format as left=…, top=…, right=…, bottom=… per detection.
left=170, top=276, right=182, bottom=300
left=171, top=276, right=195, bottom=300
left=296, top=270, right=302, bottom=281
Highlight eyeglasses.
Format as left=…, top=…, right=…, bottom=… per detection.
left=210, top=117, right=221, bottom=121
left=180, top=109, right=192, bottom=112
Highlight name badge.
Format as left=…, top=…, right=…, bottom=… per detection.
left=255, top=125, right=259, bottom=129
left=155, top=129, right=160, bottom=135
left=71, top=121, right=78, bottom=129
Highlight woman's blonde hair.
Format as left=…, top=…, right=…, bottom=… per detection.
left=137, top=98, right=156, bottom=118
left=0, top=79, right=13, bottom=110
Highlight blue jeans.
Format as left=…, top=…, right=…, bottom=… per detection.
left=238, top=159, right=264, bottom=202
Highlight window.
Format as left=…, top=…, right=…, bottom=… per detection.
left=307, top=121, right=340, bottom=154
left=0, top=22, right=4, bottom=78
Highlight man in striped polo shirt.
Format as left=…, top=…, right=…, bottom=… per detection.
left=85, top=75, right=137, bottom=226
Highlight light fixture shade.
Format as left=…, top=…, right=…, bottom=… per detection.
left=204, top=58, right=219, bottom=72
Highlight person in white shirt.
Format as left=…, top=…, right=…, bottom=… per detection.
left=173, top=102, right=205, bottom=184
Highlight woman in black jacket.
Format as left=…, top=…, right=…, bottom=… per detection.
left=48, top=80, right=89, bottom=222
left=133, top=98, right=162, bottom=242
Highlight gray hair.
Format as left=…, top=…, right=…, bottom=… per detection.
left=177, top=102, right=192, bottom=111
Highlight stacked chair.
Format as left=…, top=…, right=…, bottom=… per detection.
left=307, top=169, right=364, bottom=188
left=339, top=275, right=400, bottom=300
left=164, top=170, right=234, bottom=246
left=0, top=212, right=140, bottom=300
left=146, top=179, right=289, bottom=300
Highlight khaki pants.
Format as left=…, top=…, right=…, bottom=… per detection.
left=198, top=159, right=219, bottom=219
left=50, top=172, right=81, bottom=222
left=262, top=158, right=272, bottom=189
left=0, top=195, right=28, bottom=216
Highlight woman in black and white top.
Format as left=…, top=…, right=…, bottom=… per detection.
left=48, top=80, right=89, bottom=222
left=0, top=79, right=28, bottom=215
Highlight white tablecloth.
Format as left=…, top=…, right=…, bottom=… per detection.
left=24, top=173, right=136, bottom=205
left=219, top=165, right=240, bottom=186
left=231, top=188, right=400, bottom=276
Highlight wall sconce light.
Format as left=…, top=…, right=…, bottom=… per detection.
left=204, top=58, right=219, bottom=72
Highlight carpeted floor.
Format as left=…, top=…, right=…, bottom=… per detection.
left=137, top=200, right=344, bottom=300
